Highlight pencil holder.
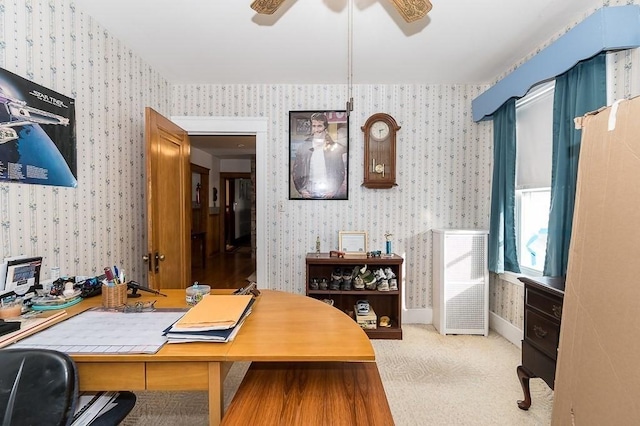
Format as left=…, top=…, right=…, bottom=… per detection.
left=102, top=283, right=127, bottom=308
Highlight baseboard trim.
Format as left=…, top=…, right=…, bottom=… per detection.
left=402, top=308, right=432, bottom=324
left=398, top=309, right=522, bottom=348
left=489, top=311, right=523, bottom=348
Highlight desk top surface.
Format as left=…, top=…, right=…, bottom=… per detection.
left=19, top=289, right=375, bottom=363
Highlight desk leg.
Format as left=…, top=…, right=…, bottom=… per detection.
left=209, top=362, right=223, bottom=426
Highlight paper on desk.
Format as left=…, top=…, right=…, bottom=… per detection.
left=166, top=310, right=251, bottom=343
left=173, top=295, right=253, bottom=330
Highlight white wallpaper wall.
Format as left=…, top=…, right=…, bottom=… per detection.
left=172, top=84, right=493, bottom=309
left=3, top=0, right=637, bottom=322
left=0, top=0, right=170, bottom=282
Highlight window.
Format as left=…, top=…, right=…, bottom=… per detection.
left=515, top=81, right=554, bottom=274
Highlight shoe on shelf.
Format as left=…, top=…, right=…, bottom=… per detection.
left=377, top=279, right=390, bottom=291
left=329, top=268, right=342, bottom=290
left=352, top=266, right=365, bottom=290
left=353, top=275, right=365, bottom=290
left=384, top=267, right=396, bottom=279
left=341, top=270, right=352, bottom=291
left=373, top=268, right=386, bottom=282
left=362, top=270, right=377, bottom=290
left=319, top=278, right=329, bottom=290
left=389, top=278, right=398, bottom=291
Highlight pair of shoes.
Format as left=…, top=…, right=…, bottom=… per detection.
left=341, top=269, right=353, bottom=291
left=309, top=278, right=319, bottom=290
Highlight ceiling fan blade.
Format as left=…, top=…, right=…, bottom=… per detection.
left=250, top=0, right=287, bottom=15
left=390, top=0, right=433, bottom=23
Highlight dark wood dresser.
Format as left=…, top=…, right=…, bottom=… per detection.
left=516, top=276, right=565, bottom=410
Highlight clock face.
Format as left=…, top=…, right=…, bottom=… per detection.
left=370, top=121, right=390, bottom=141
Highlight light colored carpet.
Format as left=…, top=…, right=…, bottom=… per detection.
left=121, top=325, right=552, bottom=425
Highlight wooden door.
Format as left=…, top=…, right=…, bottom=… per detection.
left=145, top=108, right=191, bottom=289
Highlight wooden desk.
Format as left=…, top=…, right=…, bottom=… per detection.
left=14, top=289, right=374, bottom=426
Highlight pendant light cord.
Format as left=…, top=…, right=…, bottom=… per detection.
left=347, top=0, right=354, bottom=113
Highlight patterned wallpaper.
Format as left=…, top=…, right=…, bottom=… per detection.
left=2, top=0, right=638, bottom=320
left=172, top=84, right=493, bottom=309
left=0, top=0, right=170, bottom=283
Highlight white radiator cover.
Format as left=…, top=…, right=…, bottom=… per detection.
left=432, top=229, right=489, bottom=336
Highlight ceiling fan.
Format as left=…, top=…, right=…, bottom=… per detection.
left=250, top=0, right=433, bottom=23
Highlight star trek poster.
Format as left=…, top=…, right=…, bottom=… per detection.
left=0, top=67, right=77, bottom=187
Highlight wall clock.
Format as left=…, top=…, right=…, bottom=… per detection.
left=362, top=113, right=400, bottom=189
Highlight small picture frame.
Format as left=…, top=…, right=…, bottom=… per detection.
left=339, top=231, right=368, bottom=257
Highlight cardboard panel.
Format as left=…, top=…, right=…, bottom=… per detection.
left=552, top=98, right=640, bottom=425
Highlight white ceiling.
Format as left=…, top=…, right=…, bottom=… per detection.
left=73, top=0, right=604, bottom=155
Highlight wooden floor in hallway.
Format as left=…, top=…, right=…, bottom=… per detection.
left=191, top=246, right=255, bottom=289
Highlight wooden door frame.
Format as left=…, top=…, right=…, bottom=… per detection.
left=220, top=172, right=252, bottom=253
left=170, top=116, right=267, bottom=289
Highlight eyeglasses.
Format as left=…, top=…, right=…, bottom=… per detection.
left=121, top=300, right=157, bottom=313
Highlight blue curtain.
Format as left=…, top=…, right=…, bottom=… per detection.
left=544, top=53, right=606, bottom=277
left=488, top=98, right=520, bottom=273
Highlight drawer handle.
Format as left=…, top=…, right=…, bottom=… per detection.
left=533, top=325, right=548, bottom=339
left=552, top=305, right=562, bottom=319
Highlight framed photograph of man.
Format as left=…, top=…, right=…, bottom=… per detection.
left=289, top=110, right=349, bottom=200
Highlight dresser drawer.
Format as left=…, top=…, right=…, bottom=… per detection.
left=526, top=287, right=562, bottom=320
left=521, top=341, right=556, bottom=389
left=525, top=309, right=561, bottom=360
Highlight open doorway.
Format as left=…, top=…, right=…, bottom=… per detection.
left=172, top=114, right=267, bottom=289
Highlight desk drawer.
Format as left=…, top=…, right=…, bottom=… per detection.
left=78, top=362, right=146, bottom=390
left=146, top=362, right=210, bottom=390
left=526, top=287, right=562, bottom=320
left=525, top=309, right=560, bottom=360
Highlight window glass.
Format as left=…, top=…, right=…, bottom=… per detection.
left=517, top=189, right=550, bottom=273
left=514, top=81, right=554, bottom=274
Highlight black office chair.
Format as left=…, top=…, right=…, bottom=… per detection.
left=0, top=348, right=78, bottom=426
left=0, top=348, right=136, bottom=426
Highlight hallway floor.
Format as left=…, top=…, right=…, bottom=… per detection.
left=191, top=245, right=255, bottom=289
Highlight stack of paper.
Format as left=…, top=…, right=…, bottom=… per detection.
left=164, top=295, right=254, bottom=343
left=72, top=391, right=120, bottom=425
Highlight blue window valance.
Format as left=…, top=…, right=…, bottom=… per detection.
left=472, top=5, right=640, bottom=122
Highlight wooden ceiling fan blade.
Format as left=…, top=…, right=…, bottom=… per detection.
left=250, top=0, right=287, bottom=15
left=390, top=0, right=433, bottom=23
